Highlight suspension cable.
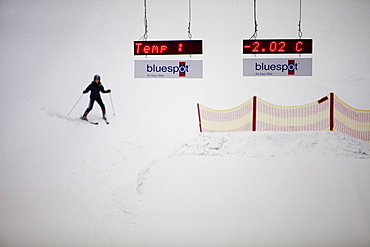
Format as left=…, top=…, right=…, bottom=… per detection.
left=298, top=0, right=303, bottom=38
left=249, top=0, right=258, bottom=40
left=139, top=0, right=148, bottom=41
left=187, top=0, right=193, bottom=39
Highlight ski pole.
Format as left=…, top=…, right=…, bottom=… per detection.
left=109, top=92, right=116, bottom=116
left=68, top=94, right=83, bottom=116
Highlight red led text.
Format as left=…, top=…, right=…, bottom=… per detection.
left=135, top=43, right=169, bottom=54
left=243, top=39, right=312, bottom=54
left=133, top=40, right=203, bottom=55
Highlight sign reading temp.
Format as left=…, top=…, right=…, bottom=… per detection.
left=243, top=58, right=312, bottom=76
left=134, top=40, right=203, bottom=55
left=135, top=60, right=203, bottom=78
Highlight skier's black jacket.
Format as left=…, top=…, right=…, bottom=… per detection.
left=83, top=82, right=110, bottom=99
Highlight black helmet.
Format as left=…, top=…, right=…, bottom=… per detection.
left=94, top=75, right=101, bottom=81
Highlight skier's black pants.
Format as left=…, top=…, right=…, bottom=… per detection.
left=84, top=97, right=105, bottom=116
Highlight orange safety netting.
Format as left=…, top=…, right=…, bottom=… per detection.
left=197, top=93, right=370, bottom=142
left=334, top=95, right=370, bottom=142
left=198, top=99, right=253, bottom=132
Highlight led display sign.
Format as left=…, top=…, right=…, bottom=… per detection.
left=134, top=40, right=203, bottom=55
left=243, top=39, right=313, bottom=54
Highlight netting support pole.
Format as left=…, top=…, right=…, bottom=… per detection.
left=252, top=96, right=257, bottom=131
left=197, top=103, right=203, bottom=132
left=330, top=92, right=334, bottom=131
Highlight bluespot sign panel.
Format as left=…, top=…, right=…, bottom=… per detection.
left=135, top=60, right=203, bottom=78
left=243, top=58, right=312, bottom=76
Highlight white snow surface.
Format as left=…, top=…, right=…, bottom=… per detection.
left=1, top=0, right=370, bottom=246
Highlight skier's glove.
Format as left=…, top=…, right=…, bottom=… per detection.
left=107, top=89, right=111, bottom=93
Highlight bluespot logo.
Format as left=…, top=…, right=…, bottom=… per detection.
left=179, top=62, right=186, bottom=77
left=255, top=60, right=299, bottom=75
left=146, top=62, right=189, bottom=77
left=288, top=60, right=295, bottom=75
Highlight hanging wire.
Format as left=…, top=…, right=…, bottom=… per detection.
left=187, top=0, right=193, bottom=39
left=249, top=0, right=258, bottom=40
left=298, top=0, right=303, bottom=38
left=139, top=0, right=148, bottom=41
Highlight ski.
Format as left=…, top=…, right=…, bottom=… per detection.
left=80, top=117, right=98, bottom=125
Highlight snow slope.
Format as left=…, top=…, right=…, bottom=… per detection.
left=1, top=0, right=370, bottom=246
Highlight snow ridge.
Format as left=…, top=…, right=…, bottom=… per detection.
left=173, top=131, right=370, bottom=159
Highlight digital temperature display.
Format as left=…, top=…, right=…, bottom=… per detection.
left=134, top=40, right=203, bottom=55
left=243, top=39, right=313, bottom=54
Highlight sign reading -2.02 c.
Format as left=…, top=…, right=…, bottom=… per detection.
left=134, top=40, right=203, bottom=55
left=243, top=39, right=313, bottom=54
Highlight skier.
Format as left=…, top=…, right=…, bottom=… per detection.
left=80, top=75, right=111, bottom=121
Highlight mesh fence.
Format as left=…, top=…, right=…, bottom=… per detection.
left=198, top=99, right=253, bottom=132
left=198, top=93, right=370, bottom=142
left=256, top=97, right=330, bottom=132
left=334, top=95, right=370, bottom=142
